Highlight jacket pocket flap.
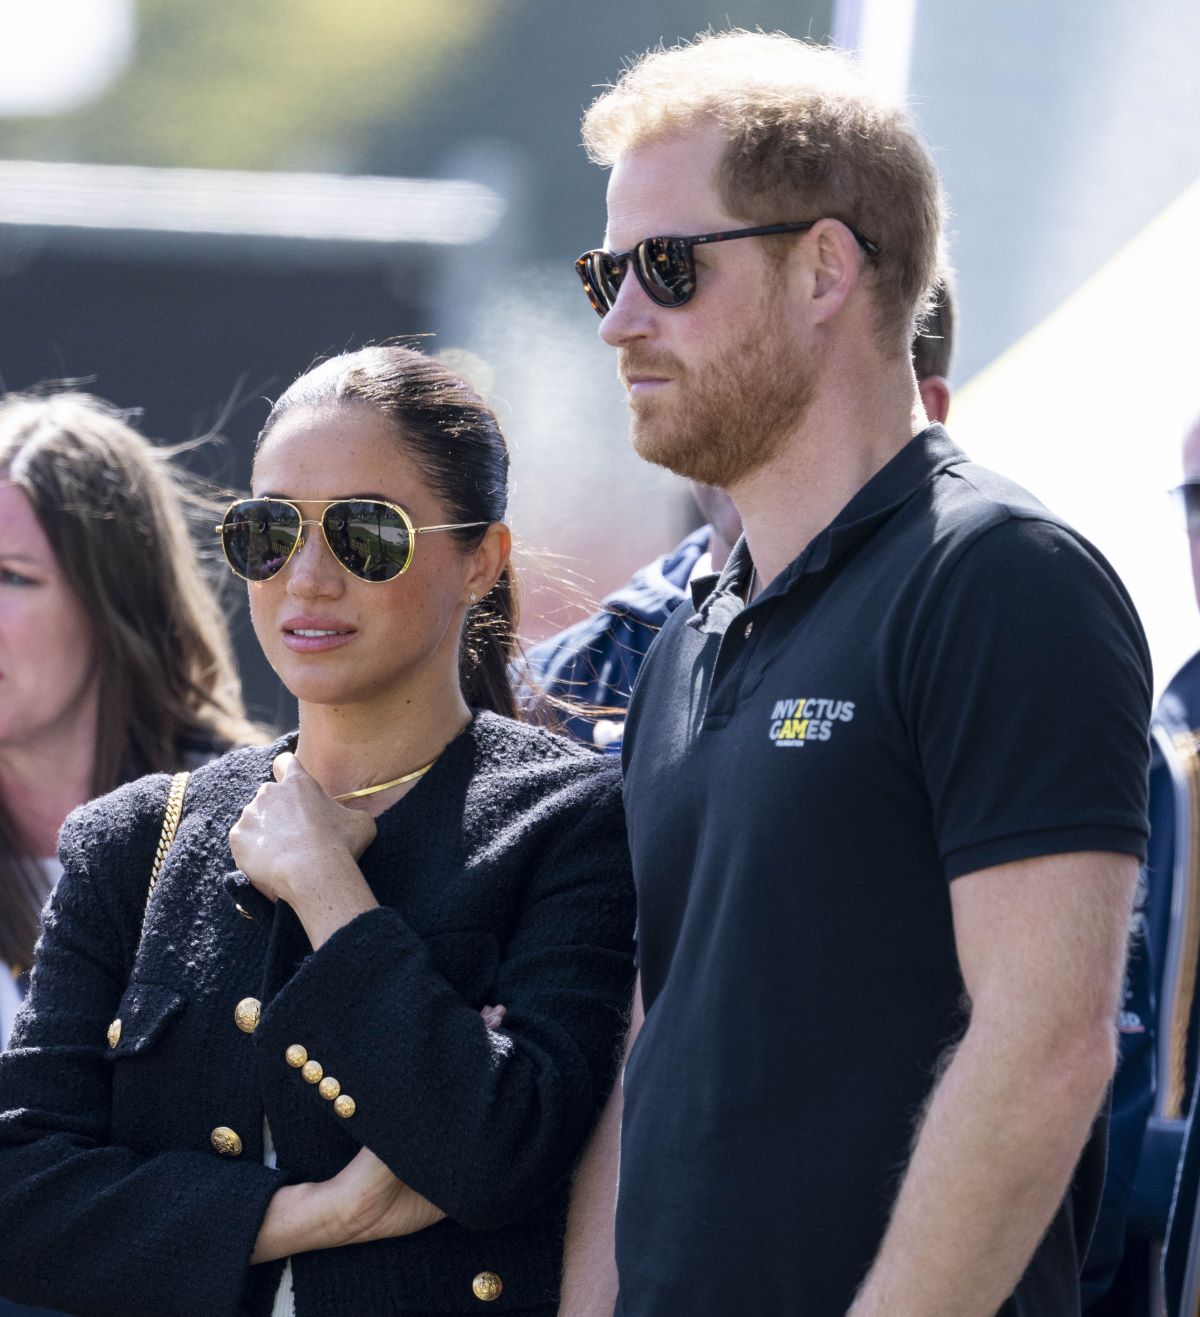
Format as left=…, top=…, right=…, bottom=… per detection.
left=106, top=982, right=186, bottom=1057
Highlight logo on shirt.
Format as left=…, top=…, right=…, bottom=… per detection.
left=768, top=697, right=855, bottom=747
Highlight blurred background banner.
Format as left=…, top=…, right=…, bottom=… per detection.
left=0, top=0, right=1197, bottom=722
left=905, top=0, right=1200, bottom=699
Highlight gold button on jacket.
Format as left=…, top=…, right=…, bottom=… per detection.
left=106, top=1019, right=121, bottom=1048
left=301, top=1059, right=324, bottom=1085
left=285, top=1044, right=307, bottom=1068
left=472, top=1271, right=503, bottom=1301
left=210, top=1126, right=243, bottom=1157
left=333, top=1094, right=356, bottom=1119
left=233, top=997, right=261, bottom=1034
left=318, top=1076, right=341, bottom=1101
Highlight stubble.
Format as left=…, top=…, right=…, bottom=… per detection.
left=622, top=294, right=815, bottom=488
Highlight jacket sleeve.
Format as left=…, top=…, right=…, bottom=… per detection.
left=253, top=765, right=636, bottom=1230
left=0, top=795, right=284, bottom=1317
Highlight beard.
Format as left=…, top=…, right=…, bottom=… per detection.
left=619, top=298, right=815, bottom=488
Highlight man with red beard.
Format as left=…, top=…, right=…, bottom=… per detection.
left=526, top=285, right=952, bottom=753
left=559, top=31, right=1152, bottom=1317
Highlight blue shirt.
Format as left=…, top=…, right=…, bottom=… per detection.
left=525, top=526, right=712, bottom=751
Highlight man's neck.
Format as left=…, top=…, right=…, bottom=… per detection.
left=708, top=533, right=733, bottom=574
left=733, top=369, right=929, bottom=590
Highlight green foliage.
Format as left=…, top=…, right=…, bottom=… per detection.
left=0, top=0, right=519, bottom=170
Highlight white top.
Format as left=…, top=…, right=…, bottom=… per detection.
left=0, top=963, right=20, bottom=1052
left=262, top=1119, right=297, bottom=1316
left=1, top=857, right=62, bottom=1050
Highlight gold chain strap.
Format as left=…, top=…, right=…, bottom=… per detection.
left=141, top=771, right=189, bottom=937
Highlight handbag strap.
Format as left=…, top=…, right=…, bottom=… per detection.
left=140, top=771, right=190, bottom=937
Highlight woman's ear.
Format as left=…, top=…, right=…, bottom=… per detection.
left=464, top=522, right=512, bottom=604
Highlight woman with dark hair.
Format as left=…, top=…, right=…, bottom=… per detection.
left=0, top=348, right=636, bottom=1317
left=0, top=391, right=260, bottom=1046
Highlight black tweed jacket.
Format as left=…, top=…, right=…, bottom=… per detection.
left=0, top=712, right=635, bottom=1317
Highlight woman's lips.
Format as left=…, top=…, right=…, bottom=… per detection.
left=281, top=619, right=356, bottom=653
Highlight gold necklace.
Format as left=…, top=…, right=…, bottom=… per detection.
left=333, top=756, right=438, bottom=802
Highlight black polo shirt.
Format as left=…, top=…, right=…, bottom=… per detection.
left=614, top=427, right=1151, bottom=1317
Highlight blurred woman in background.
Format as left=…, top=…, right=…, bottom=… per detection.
left=0, top=391, right=260, bottom=1052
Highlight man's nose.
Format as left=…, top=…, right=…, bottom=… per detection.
left=598, top=267, right=658, bottom=348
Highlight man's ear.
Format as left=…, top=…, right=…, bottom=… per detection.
left=918, top=374, right=951, bottom=425
left=806, top=219, right=864, bottom=326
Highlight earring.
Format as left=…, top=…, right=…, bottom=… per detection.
left=467, top=591, right=478, bottom=605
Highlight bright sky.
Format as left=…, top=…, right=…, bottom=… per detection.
left=0, top=0, right=134, bottom=116
left=832, top=0, right=919, bottom=105
left=952, top=176, right=1200, bottom=698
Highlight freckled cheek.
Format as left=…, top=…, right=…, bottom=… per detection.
left=246, top=583, right=282, bottom=653
left=381, top=568, right=465, bottom=646
left=377, top=583, right=436, bottom=635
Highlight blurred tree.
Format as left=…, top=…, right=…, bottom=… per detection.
left=0, top=0, right=521, bottom=171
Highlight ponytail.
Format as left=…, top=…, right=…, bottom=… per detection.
left=461, top=562, right=519, bottom=718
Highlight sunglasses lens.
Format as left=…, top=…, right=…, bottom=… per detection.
left=322, top=500, right=412, bottom=582
left=221, top=500, right=300, bottom=581
left=637, top=236, right=695, bottom=306
left=595, top=252, right=626, bottom=313
left=576, top=251, right=625, bottom=316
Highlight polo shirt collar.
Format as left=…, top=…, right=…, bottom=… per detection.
left=690, top=425, right=966, bottom=628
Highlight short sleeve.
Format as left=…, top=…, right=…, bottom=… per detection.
left=905, top=515, right=1152, bottom=881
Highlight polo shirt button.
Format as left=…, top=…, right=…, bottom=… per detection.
left=743, top=620, right=754, bottom=638
left=472, top=1271, right=503, bottom=1301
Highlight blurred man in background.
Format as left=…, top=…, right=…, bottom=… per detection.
left=559, top=31, right=1150, bottom=1317
left=1088, top=411, right=1200, bottom=1315
left=530, top=284, right=954, bottom=749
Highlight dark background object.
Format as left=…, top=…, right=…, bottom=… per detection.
left=0, top=229, right=436, bottom=727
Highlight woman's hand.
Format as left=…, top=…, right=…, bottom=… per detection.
left=231, top=753, right=376, bottom=903
left=480, top=1003, right=507, bottom=1030
left=251, top=1150, right=445, bottom=1264
left=230, top=753, right=378, bottom=948
left=324, top=1146, right=447, bottom=1245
